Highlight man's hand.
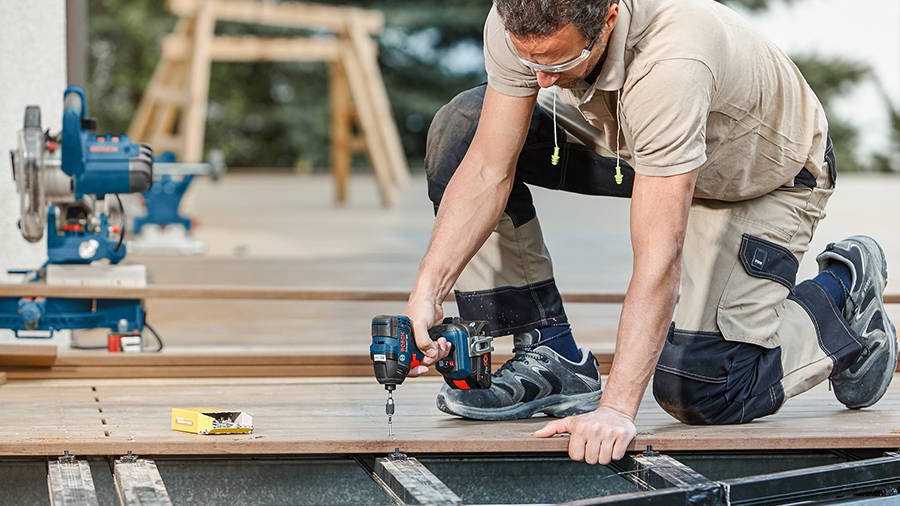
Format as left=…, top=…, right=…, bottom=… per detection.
left=533, top=406, right=637, bottom=464
left=404, top=297, right=451, bottom=377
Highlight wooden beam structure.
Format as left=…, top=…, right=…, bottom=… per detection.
left=0, top=349, right=615, bottom=380
left=375, top=453, right=463, bottom=506
left=47, top=453, right=99, bottom=506
left=3, top=283, right=900, bottom=304
left=0, top=284, right=638, bottom=303
left=129, top=0, right=408, bottom=206
left=168, top=0, right=384, bottom=33
left=114, top=454, right=172, bottom=506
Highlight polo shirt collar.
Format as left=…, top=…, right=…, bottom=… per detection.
left=576, top=0, right=632, bottom=100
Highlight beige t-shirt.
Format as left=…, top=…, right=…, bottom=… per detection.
left=484, top=0, right=830, bottom=201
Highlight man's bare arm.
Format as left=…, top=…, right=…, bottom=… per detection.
left=601, top=169, right=698, bottom=417
left=535, top=169, right=697, bottom=464
left=406, top=86, right=538, bottom=372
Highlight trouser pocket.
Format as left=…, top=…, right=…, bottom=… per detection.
left=716, top=233, right=800, bottom=348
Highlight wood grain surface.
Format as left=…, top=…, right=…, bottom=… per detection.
left=0, top=284, right=639, bottom=303
left=0, top=348, right=615, bottom=380
left=1, top=375, right=899, bottom=456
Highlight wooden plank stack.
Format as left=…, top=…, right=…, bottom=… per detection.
left=128, top=0, right=409, bottom=206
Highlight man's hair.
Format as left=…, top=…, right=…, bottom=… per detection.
left=494, top=0, right=614, bottom=41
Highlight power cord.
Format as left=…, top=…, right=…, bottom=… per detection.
left=113, top=193, right=126, bottom=252
left=68, top=320, right=165, bottom=352
left=143, top=319, right=165, bottom=352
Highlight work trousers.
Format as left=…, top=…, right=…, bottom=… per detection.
left=425, top=84, right=863, bottom=425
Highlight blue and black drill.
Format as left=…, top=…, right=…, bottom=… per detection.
left=370, top=315, right=494, bottom=435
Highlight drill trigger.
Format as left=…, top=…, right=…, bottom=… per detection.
left=409, top=353, right=420, bottom=369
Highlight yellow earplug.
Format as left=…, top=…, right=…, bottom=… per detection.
left=551, top=146, right=560, bottom=166
left=614, top=165, right=623, bottom=185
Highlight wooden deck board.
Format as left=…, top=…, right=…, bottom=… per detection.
left=1, top=375, right=899, bottom=456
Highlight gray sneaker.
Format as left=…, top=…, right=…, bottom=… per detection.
left=435, top=330, right=603, bottom=420
left=816, top=235, right=897, bottom=409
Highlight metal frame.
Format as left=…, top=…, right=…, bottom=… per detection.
left=8, top=448, right=900, bottom=505
left=570, top=448, right=900, bottom=506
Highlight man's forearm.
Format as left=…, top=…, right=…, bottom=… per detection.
left=600, top=265, right=680, bottom=418
left=410, top=88, right=535, bottom=307
left=412, top=160, right=514, bottom=304
left=599, top=170, right=697, bottom=419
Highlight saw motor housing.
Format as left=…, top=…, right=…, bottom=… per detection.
left=10, top=86, right=152, bottom=263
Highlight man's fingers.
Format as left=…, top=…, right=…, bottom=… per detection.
left=584, top=439, right=602, bottom=465
left=435, top=337, right=451, bottom=359
left=568, top=434, right=586, bottom=462
left=611, top=432, right=631, bottom=462
left=533, top=418, right=568, bottom=438
left=598, top=434, right=615, bottom=465
left=407, top=365, right=430, bottom=377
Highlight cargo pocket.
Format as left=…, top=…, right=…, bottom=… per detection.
left=716, top=234, right=799, bottom=349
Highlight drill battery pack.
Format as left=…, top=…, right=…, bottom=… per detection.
left=431, top=318, right=493, bottom=390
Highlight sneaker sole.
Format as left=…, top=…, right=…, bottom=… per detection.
left=833, top=235, right=897, bottom=409
left=436, top=390, right=602, bottom=421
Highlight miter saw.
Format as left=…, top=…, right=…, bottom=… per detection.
left=0, top=86, right=160, bottom=349
left=127, top=149, right=226, bottom=256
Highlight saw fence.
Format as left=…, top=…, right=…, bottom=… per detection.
left=128, top=0, right=409, bottom=206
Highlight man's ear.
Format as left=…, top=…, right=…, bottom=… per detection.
left=605, top=3, right=619, bottom=34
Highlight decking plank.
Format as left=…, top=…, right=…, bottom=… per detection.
left=0, top=376, right=897, bottom=455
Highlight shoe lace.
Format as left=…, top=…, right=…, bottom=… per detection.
left=493, top=349, right=550, bottom=378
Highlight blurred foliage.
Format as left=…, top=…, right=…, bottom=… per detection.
left=793, top=56, right=872, bottom=173
left=87, top=0, right=895, bottom=172
left=87, top=0, right=489, bottom=170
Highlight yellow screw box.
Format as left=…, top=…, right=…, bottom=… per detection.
left=171, top=408, right=253, bottom=435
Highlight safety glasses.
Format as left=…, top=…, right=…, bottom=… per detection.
left=504, top=28, right=597, bottom=73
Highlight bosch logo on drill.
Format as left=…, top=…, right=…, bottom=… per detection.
left=399, top=329, right=408, bottom=352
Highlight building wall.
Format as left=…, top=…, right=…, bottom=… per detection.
left=0, top=0, right=67, bottom=342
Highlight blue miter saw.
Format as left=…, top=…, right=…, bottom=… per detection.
left=128, top=150, right=225, bottom=255
left=1, top=86, right=161, bottom=348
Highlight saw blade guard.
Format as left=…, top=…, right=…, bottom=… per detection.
left=14, top=105, right=47, bottom=242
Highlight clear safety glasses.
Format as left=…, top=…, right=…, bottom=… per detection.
left=504, top=28, right=597, bottom=73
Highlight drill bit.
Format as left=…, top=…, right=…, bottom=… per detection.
left=385, top=386, right=395, bottom=437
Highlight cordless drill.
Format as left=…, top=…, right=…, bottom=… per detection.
left=369, top=315, right=493, bottom=435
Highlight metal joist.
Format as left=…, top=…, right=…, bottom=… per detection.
left=570, top=450, right=900, bottom=505
left=113, top=453, right=172, bottom=506
left=723, top=451, right=900, bottom=505
left=573, top=448, right=724, bottom=505
left=47, top=452, right=99, bottom=506
left=374, top=450, right=463, bottom=505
